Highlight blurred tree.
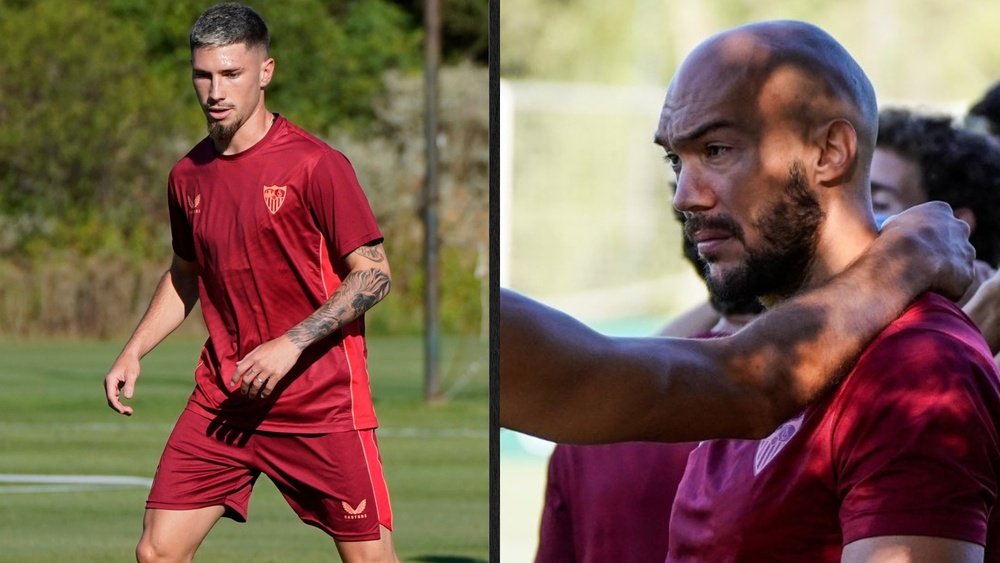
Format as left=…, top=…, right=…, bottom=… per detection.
left=332, top=64, right=488, bottom=333
left=105, top=0, right=423, bottom=136
left=390, top=0, right=489, bottom=64
left=499, top=0, right=1000, bottom=105
left=0, top=0, right=184, bottom=258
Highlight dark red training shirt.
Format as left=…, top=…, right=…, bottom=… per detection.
left=167, top=115, right=383, bottom=432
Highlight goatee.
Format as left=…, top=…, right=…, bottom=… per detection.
left=208, top=120, right=239, bottom=143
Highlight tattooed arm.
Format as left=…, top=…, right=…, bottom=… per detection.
left=285, top=243, right=392, bottom=349
left=230, top=242, right=392, bottom=398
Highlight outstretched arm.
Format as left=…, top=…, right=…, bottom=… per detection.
left=500, top=201, right=974, bottom=443
left=103, top=253, right=201, bottom=415
left=231, top=242, right=391, bottom=398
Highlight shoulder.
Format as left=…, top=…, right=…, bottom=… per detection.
left=169, top=137, right=215, bottom=181
left=277, top=117, right=342, bottom=158
left=863, top=293, right=994, bottom=370
left=275, top=118, right=357, bottom=175
left=837, top=293, right=1000, bottom=409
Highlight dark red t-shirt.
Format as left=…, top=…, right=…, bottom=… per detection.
left=167, top=115, right=383, bottom=432
left=535, top=441, right=697, bottom=563
left=534, top=331, right=725, bottom=563
left=667, top=293, right=1000, bottom=561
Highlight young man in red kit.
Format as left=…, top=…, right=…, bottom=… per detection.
left=658, top=20, right=1000, bottom=562
left=102, top=4, right=399, bottom=562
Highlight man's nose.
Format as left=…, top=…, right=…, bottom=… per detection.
left=672, top=168, right=715, bottom=214
left=208, top=77, right=224, bottom=103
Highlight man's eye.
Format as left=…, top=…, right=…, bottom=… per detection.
left=706, top=145, right=729, bottom=158
left=664, top=153, right=681, bottom=170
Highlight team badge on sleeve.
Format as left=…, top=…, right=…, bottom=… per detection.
left=263, top=185, right=287, bottom=214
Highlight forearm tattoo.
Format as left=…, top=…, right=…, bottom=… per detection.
left=286, top=268, right=391, bottom=350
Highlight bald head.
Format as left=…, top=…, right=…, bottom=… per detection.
left=659, top=20, right=877, bottom=167
left=661, top=21, right=884, bottom=304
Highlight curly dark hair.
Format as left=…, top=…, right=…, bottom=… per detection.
left=970, top=82, right=1000, bottom=136
left=876, top=107, right=1000, bottom=266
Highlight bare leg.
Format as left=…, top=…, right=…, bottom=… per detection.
left=334, top=525, right=400, bottom=563
left=135, top=506, right=226, bottom=563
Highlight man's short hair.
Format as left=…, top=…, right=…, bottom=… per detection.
left=189, top=2, right=269, bottom=54
left=877, top=107, right=1000, bottom=266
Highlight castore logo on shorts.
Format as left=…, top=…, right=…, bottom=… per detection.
left=342, top=499, right=367, bottom=519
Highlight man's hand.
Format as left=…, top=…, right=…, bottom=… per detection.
left=104, top=355, right=141, bottom=416
left=963, top=266, right=1000, bottom=356
left=877, top=201, right=975, bottom=300
left=231, top=335, right=303, bottom=399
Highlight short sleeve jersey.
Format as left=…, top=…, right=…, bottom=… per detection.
left=167, top=115, right=384, bottom=433
left=534, top=331, right=725, bottom=563
left=535, top=442, right=697, bottom=563
left=667, top=293, right=1000, bottom=562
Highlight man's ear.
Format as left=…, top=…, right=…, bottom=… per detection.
left=813, top=119, right=858, bottom=187
left=955, top=207, right=977, bottom=235
left=260, top=57, right=274, bottom=88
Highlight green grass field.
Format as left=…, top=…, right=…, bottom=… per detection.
left=0, top=336, right=488, bottom=562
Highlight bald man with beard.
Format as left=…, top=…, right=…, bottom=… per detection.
left=655, top=20, right=1000, bottom=562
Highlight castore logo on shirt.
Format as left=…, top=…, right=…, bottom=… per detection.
left=186, top=193, right=202, bottom=214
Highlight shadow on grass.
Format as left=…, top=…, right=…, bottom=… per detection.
left=411, top=556, right=487, bottom=563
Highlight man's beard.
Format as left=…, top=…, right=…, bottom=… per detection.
left=685, top=162, right=824, bottom=306
left=679, top=217, right=765, bottom=317
left=208, top=119, right=241, bottom=143
left=205, top=105, right=246, bottom=143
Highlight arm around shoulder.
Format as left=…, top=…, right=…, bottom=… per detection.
left=499, top=203, right=976, bottom=442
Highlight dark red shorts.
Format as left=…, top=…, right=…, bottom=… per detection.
left=146, top=408, right=393, bottom=542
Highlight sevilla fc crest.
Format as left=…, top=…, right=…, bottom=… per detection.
left=753, top=413, right=803, bottom=476
left=263, top=185, right=287, bottom=214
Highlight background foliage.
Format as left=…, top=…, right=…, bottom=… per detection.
left=0, top=0, right=487, bottom=338
left=500, top=0, right=1000, bottom=103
